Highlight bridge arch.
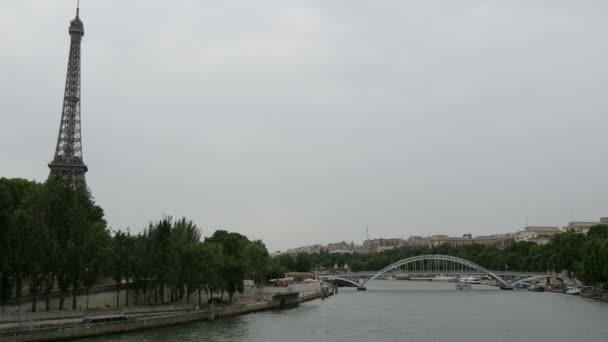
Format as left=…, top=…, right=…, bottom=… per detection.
left=320, top=275, right=362, bottom=288
left=364, top=254, right=509, bottom=287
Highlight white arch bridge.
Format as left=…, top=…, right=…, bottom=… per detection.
left=319, top=255, right=542, bottom=288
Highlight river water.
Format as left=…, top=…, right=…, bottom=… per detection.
left=82, top=281, right=608, bottom=342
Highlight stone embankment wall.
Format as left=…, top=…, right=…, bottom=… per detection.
left=3, top=310, right=212, bottom=342
left=1, top=283, right=327, bottom=342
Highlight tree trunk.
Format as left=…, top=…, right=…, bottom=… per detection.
left=45, top=290, right=51, bottom=311
left=43, top=275, right=54, bottom=311
left=86, top=288, right=90, bottom=309
left=198, top=288, right=201, bottom=306
left=59, top=290, right=65, bottom=310
left=30, top=277, right=39, bottom=313
left=0, top=274, right=9, bottom=306
left=58, top=276, right=68, bottom=310
left=125, top=282, right=129, bottom=307
left=115, top=283, right=120, bottom=307
left=135, top=286, right=139, bottom=306
left=31, top=292, right=37, bottom=312
left=72, top=281, right=78, bottom=310
left=15, top=273, right=22, bottom=307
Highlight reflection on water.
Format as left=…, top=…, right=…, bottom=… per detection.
left=80, top=281, right=608, bottom=342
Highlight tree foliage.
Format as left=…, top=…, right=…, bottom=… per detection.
left=1, top=176, right=276, bottom=310
left=0, top=177, right=109, bottom=311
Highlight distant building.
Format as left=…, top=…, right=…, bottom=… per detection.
left=563, top=221, right=602, bottom=234
left=408, top=236, right=431, bottom=247
left=327, top=241, right=355, bottom=254
left=516, top=226, right=560, bottom=242
left=514, top=227, right=559, bottom=245
left=353, top=244, right=371, bottom=254
left=363, top=238, right=407, bottom=253
left=285, top=244, right=325, bottom=255
left=427, top=234, right=513, bottom=249
left=525, top=226, right=560, bottom=235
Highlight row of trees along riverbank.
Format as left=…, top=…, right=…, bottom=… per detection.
left=3, top=176, right=607, bottom=312
left=273, top=227, right=608, bottom=288
left=0, top=177, right=271, bottom=312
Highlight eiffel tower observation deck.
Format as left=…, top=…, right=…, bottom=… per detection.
left=48, top=4, right=88, bottom=186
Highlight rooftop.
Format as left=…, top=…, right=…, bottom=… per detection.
left=525, top=226, right=559, bottom=232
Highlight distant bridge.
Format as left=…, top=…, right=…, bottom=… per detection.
left=319, top=275, right=364, bottom=288
left=319, top=255, right=553, bottom=288
left=325, top=270, right=543, bottom=279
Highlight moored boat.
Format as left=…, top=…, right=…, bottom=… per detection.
left=513, top=282, right=528, bottom=290
left=459, top=276, right=481, bottom=284
left=528, top=284, right=545, bottom=292
left=566, top=286, right=582, bottom=295
left=433, top=274, right=458, bottom=282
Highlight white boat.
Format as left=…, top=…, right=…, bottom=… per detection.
left=386, top=275, right=396, bottom=280
left=566, top=286, right=582, bottom=295
left=459, top=276, right=481, bottom=284
left=433, top=274, right=458, bottom=282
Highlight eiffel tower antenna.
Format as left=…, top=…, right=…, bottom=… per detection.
left=48, top=1, right=88, bottom=185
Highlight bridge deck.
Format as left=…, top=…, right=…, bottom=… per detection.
left=322, top=271, right=547, bottom=278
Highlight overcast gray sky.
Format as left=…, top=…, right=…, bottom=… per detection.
left=1, top=0, right=607, bottom=251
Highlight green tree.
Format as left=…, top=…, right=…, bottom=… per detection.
left=111, top=230, right=130, bottom=307
left=294, top=253, right=312, bottom=272
left=579, top=238, right=608, bottom=287
left=587, top=225, right=608, bottom=240
left=148, top=217, right=177, bottom=304
left=243, top=241, right=269, bottom=285
left=552, top=232, right=586, bottom=276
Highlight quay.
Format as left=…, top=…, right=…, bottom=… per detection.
left=0, top=283, right=333, bottom=342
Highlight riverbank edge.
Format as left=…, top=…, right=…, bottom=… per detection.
left=2, top=292, right=325, bottom=342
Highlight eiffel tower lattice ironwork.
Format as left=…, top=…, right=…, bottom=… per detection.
left=48, top=5, right=88, bottom=185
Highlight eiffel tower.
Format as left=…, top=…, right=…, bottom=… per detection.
left=48, top=4, right=88, bottom=186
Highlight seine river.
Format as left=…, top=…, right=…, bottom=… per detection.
left=82, top=281, right=608, bottom=342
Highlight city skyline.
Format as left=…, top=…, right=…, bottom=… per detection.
left=1, top=1, right=607, bottom=252
left=282, top=216, right=608, bottom=254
